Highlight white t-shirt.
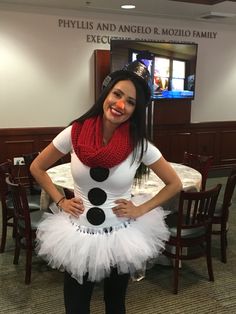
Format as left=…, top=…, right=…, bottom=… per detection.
left=53, top=125, right=162, bottom=228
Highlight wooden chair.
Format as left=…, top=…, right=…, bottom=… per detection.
left=0, top=161, right=15, bottom=253
left=212, top=167, right=236, bottom=263
left=6, top=176, right=44, bottom=284
left=0, top=161, right=40, bottom=253
left=163, top=184, right=222, bottom=294
left=22, top=152, right=41, bottom=195
left=183, top=151, right=214, bottom=191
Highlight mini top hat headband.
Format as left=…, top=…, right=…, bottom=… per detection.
left=102, top=60, right=152, bottom=105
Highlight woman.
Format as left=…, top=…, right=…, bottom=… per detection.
left=30, top=60, right=182, bottom=314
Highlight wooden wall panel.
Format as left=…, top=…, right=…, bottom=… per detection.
left=153, top=131, right=171, bottom=160
left=219, top=130, right=236, bottom=164
left=0, top=127, right=63, bottom=163
left=4, top=139, right=37, bottom=160
left=194, top=131, right=217, bottom=156
left=0, top=123, right=236, bottom=171
left=0, top=127, right=66, bottom=185
left=153, top=100, right=191, bottom=125
left=94, top=49, right=110, bottom=100
left=155, top=122, right=236, bottom=168
left=169, top=132, right=192, bottom=163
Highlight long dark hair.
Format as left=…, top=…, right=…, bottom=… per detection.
left=70, top=74, right=151, bottom=178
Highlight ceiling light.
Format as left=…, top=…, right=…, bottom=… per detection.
left=121, top=5, right=136, bottom=10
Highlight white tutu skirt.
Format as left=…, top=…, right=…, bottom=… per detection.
left=36, top=195, right=170, bottom=284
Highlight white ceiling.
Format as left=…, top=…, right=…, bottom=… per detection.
left=1, top=0, right=236, bottom=25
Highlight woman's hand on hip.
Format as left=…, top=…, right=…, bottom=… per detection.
left=59, top=197, right=84, bottom=217
left=112, top=199, right=144, bottom=219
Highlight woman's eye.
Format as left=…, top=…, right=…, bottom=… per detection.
left=128, top=100, right=136, bottom=106
left=113, top=91, right=121, bottom=97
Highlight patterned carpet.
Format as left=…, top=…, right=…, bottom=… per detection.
left=0, top=174, right=236, bottom=314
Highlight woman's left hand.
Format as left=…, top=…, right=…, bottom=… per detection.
left=112, top=199, right=143, bottom=219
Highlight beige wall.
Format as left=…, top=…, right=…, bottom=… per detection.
left=0, top=5, right=236, bottom=128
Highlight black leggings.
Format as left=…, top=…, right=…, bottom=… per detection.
left=64, top=269, right=130, bottom=314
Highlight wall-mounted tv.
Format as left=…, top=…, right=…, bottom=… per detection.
left=110, top=39, right=198, bottom=100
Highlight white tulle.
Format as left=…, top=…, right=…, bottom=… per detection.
left=36, top=196, right=170, bottom=284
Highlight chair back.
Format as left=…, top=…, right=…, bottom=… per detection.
left=183, top=151, right=214, bottom=190
left=0, top=160, right=15, bottom=252
left=5, top=176, right=32, bottom=239
left=0, top=161, right=13, bottom=205
left=221, top=167, right=236, bottom=221
left=176, top=184, right=222, bottom=239
left=5, top=176, right=44, bottom=284
left=22, top=152, right=41, bottom=194
left=164, top=184, right=221, bottom=294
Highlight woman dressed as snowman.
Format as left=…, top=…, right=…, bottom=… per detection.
left=31, top=60, right=182, bottom=314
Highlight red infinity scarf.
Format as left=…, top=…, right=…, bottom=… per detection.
left=71, top=116, right=133, bottom=168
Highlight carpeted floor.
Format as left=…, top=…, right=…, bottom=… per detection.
left=0, top=173, right=236, bottom=314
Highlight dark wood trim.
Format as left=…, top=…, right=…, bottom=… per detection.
left=94, top=49, right=110, bottom=100
left=0, top=127, right=63, bottom=136
left=0, top=126, right=66, bottom=186
left=153, top=99, right=191, bottom=125
left=154, top=121, right=236, bottom=169
left=0, top=128, right=64, bottom=160
left=1, top=123, right=236, bottom=170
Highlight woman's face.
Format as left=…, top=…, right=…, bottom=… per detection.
left=103, top=80, right=136, bottom=126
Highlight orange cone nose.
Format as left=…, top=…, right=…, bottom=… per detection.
left=116, top=100, right=125, bottom=110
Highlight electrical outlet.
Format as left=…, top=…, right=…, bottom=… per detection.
left=13, top=157, right=25, bottom=166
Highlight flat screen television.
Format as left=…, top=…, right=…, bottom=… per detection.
left=110, top=39, right=198, bottom=100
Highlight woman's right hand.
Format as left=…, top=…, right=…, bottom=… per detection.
left=59, top=197, right=84, bottom=217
